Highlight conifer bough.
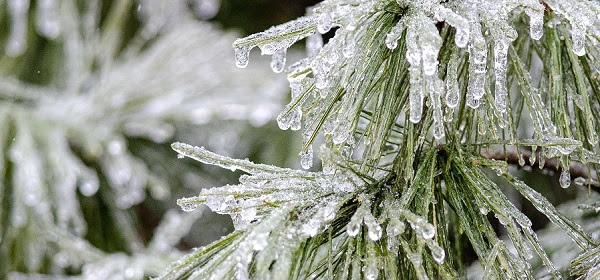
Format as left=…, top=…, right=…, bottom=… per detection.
left=165, top=0, right=600, bottom=279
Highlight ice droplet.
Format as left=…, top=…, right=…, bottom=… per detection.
left=347, top=221, right=360, bottom=237
left=306, top=33, right=323, bottom=57
left=572, top=29, right=586, bottom=56
left=177, top=196, right=200, bottom=212
left=270, top=48, right=287, bottom=73
left=342, top=38, right=355, bottom=58
left=180, top=202, right=198, bottom=212
left=6, top=0, right=30, bottom=56
left=455, top=29, right=469, bottom=48
left=317, top=12, right=333, bottom=34
left=431, top=244, right=445, bottom=264
left=364, top=215, right=382, bottom=241
left=300, top=146, right=313, bottom=169
left=559, top=169, right=571, bottom=188
left=421, top=223, right=435, bottom=239
left=234, top=45, right=251, bottom=68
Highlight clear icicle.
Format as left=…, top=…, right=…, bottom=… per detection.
left=494, top=40, right=509, bottom=113
left=306, top=33, right=323, bottom=58
left=342, top=36, right=355, bottom=58
left=386, top=19, right=405, bottom=50
left=430, top=77, right=445, bottom=139
left=418, top=15, right=442, bottom=76
left=559, top=169, right=571, bottom=188
left=235, top=45, right=251, bottom=68
left=409, top=67, right=424, bottom=123
left=35, top=0, right=61, bottom=38
left=300, top=146, right=313, bottom=169
left=571, top=28, right=586, bottom=56
left=445, top=52, right=460, bottom=108
left=270, top=48, right=287, bottom=73
left=6, top=0, right=30, bottom=56
left=467, top=23, right=487, bottom=108
left=364, top=214, right=382, bottom=241
left=313, top=63, right=329, bottom=89
left=317, top=11, right=333, bottom=34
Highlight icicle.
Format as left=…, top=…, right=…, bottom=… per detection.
left=299, top=146, right=313, bottom=169
left=409, top=67, right=424, bottom=123
left=306, top=33, right=323, bottom=57
left=430, top=78, right=445, bottom=139
left=433, top=5, right=470, bottom=48
left=494, top=40, right=509, bottom=113
left=559, top=169, right=571, bottom=188
left=6, top=0, right=30, bottom=56
left=407, top=18, right=424, bottom=123
left=342, top=36, right=355, bottom=58
left=313, top=63, right=329, bottom=89
left=571, top=27, right=587, bottom=56
left=346, top=214, right=362, bottom=237
left=270, top=48, right=287, bottom=73
left=445, top=52, right=460, bottom=108
left=386, top=19, right=405, bottom=50
left=235, top=45, right=251, bottom=68
left=428, top=241, right=445, bottom=264
left=364, top=214, right=382, bottom=241
left=467, top=23, right=487, bottom=108
left=35, top=0, right=60, bottom=38
left=539, top=148, right=546, bottom=169
left=417, top=15, right=443, bottom=76
left=317, top=11, right=333, bottom=34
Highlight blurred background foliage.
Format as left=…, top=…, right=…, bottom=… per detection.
left=0, top=0, right=597, bottom=279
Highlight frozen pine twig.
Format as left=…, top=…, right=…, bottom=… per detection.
left=166, top=0, right=600, bottom=279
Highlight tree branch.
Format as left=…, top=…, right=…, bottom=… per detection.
left=481, top=149, right=599, bottom=183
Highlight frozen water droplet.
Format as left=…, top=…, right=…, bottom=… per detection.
left=180, top=202, right=198, bottom=212
left=177, top=154, right=185, bottom=159
left=431, top=244, right=445, bottom=264
left=80, top=180, right=99, bottom=197
left=421, top=223, right=435, bottom=239
left=342, top=39, right=355, bottom=58
left=306, top=33, right=323, bottom=57
left=235, top=45, right=251, bottom=68
left=455, top=29, right=469, bottom=48
left=572, top=30, right=586, bottom=56
left=560, top=169, right=571, bottom=188
left=300, top=147, right=313, bottom=169
left=317, top=12, right=333, bottom=34
left=313, top=64, right=329, bottom=89
left=270, top=48, right=287, bottom=73
left=347, top=221, right=360, bottom=237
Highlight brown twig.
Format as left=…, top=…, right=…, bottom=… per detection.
left=481, top=149, right=598, bottom=183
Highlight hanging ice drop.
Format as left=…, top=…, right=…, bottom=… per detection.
left=559, top=169, right=571, bottom=188
left=317, top=12, right=333, bottom=34
left=299, top=146, right=313, bottom=169
left=431, top=244, right=445, bottom=264
left=571, top=29, right=586, bottom=56
left=270, top=48, right=287, bottom=73
left=234, top=45, right=251, bottom=68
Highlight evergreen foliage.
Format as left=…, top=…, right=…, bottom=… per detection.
left=0, top=0, right=289, bottom=278
left=164, top=0, right=600, bottom=279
